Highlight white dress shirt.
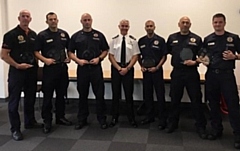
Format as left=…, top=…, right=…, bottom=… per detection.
left=109, top=34, right=140, bottom=63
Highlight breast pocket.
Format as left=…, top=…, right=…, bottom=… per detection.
left=170, top=43, right=180, bottom=55
left=28, top=38, right=36, bottom=50
left=113, top=44, right=121, bottom=50
left=170, top=43, right=179, bottom=50
left=126, top=43, right=133, bottom=49
left=75, top=38, right=87, bottom=50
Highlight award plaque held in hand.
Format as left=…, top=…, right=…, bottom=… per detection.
left=19, top=52, right=35, bottom=64
left=198, top=48, right=210, bottom=65
left=47, top=49, right=61, bottom=62
left=142, top=58, right=155, bottom=68
left=180, top=48, right=193, bottom=63
left=82, top=50, right=95, bottom=61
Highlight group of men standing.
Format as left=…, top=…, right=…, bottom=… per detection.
left=1, top=9, right=240, bottom=149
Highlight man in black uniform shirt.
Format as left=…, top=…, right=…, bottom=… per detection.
left=200, top=13, right=240, bottom=149
left=68, top=13, right=109, bottom=129
left=35, top=12, right=72, bottom=134
left=108, top=19, right=140, bottom=128
left=138, top=20, right=167, bottom=130
left=166, top=16, right=207, bottom=139
left=1, top=10, right=40, bottom=141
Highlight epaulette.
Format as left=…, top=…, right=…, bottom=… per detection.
left=129, top=35, right=136, bottom=40
left=112, top=35, right=119, bottom=39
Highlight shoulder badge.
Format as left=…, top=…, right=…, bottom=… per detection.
left=227, top=36, right=233, bottom=42
left=190, top=37, right=196, bottom=43
left=93, top=33, right=98, bottom=37
left=112, top=35, right=119, bottom=39
left=154, top=40, right=159, bottom=45
left=18, top=35, right=24, bottom=41
left=60, top=33, right=65, bottom=37
left=129, top=35, right=136, bottom=40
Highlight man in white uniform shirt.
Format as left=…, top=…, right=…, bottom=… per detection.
left=108, top=19, right=140, bottom=128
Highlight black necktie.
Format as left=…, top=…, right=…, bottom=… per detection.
left=121, top=36, right=126, bottom=66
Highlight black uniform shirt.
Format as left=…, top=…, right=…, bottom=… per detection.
left=2, top=25, right=37, bottom=65
left=203, top=31, right=240, bottom=70
left=138, top=34, right=167, bottom=66
left=68, top=29, right=109, bottom=59
left=167, top=32, right=202, bottom=68
left=35, top=28, right=70, bottom=62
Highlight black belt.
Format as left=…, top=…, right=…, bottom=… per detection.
left=117, top=62, right=130, bottom=68
left=45, top=62, right=66, bottom=68
left=173, top=66, right=197, bottom=71
left=210, top=69, right=233, bottom=74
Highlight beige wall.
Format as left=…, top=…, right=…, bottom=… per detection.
left=1, top=0, right=240, bottom=98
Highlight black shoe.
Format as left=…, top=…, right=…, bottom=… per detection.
left=165, top=124, right=178, bottom=133
left=207, top=130, right=222, bottom=140
left=130, top=120, right=138, bottom=128
left=25, top=122, right=43, bottom=129
left=42, top=123, right=52, bottom=134
left=56, top=117, right=72, bottom=126
left=12, top=131, right=23, bottom=141
left=234, top=135, right=240, bottom=149
left=75, top=120, right=87, bottom=130
left=100, top=121, right=108, bottom=129
left=141, top=118, right=155, bottom=125
left=109, top=118, right=118, bottom=127
left=158, top=124, right=166, bottom=130
left=197, top=128, right=208, bottom=139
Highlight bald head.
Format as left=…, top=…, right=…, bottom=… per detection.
left=19, top=9, right=31, bottom=17
left=81, top=13, right=93, bottom=31
left=179, top=16, right=190, bottom=23
left=178, top=16, right=191, bottom=35
left=145, top=20, right=155, bottom=26
left=145, top=20, right=155, bottom=37
left=81, top=13, right=91, bottom=20
left=18, top=9, right=32, bottom=30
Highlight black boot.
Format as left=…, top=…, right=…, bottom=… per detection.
left=234, top=135, right=240, bottom=149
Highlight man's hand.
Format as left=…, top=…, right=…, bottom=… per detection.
left=147, top=67, right=158, bottom=73
left=89, top=57, right=100, bottom=65
left=44, top=58, right=56, bottom=66
left=197, top=56, right=210, bottom=66
left=64, top=58, right=71, bottom=63
left=119, top=67, right=128, bottom=76
left=223, top=50, right=236, bottom=60
left=15, top=63, right=33, bottom=70
left=183, top=60, right=196, bottom=66
left=141, top=67, right=147, bottom=72
left=76, top=59, right=89, bottom=66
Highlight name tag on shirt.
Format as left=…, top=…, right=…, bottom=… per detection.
left=19, top=40, right=26, bottom=44
left=208, top=42, right=215, bottom=46
left=93, top=37, right=100, bottom=40
left=46, top=39, right=53, bottom=43
left=226, top=43, right=235, bottom=47
left=189, top=42, right=197, bottom=46
left=140, top=45, right=146, bottom=48
left=152, top=45, right=159, bottom=48
left=172, top=40, right=178, bottom=44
